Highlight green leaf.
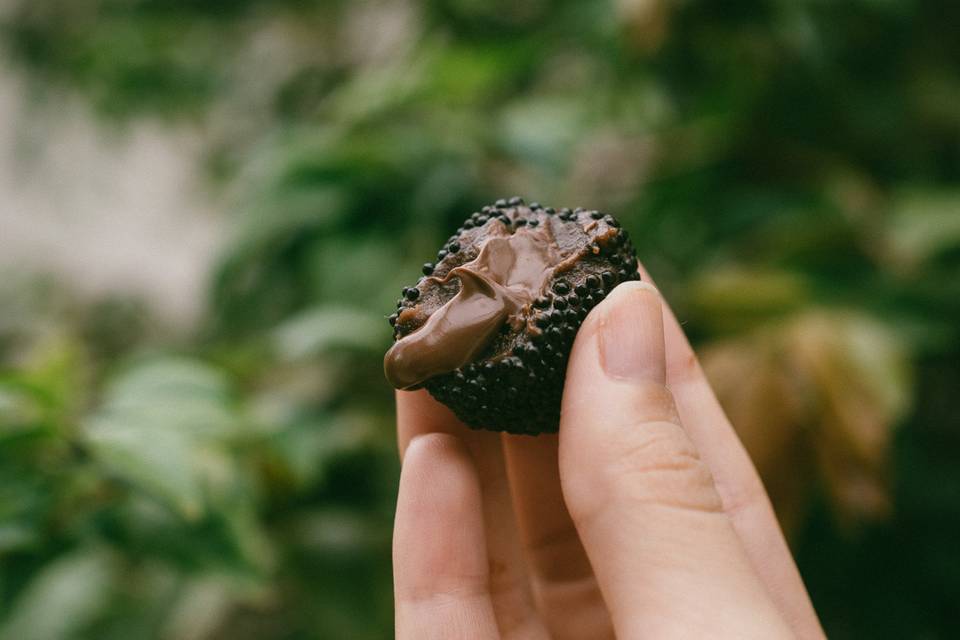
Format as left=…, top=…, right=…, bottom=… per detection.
left=272, top=307, right=389, bottom=360
left=689, top=268, right=812, bottom=332
left=160, top=576, right=233, bottom=640
left=86, top=417, right=205, bottom=520
left=498, top=97, right=589, bottom=167
left=0, top=547, right=114, bottom=640
left=83, top=358, right=241, bottom=520
left=0, top=381, right=44, bottom=440
left=0, top=523, right=34, bottom=554
left=888, top=190, right=960, bottom=267
left=267, top=410, right=381, bottom=488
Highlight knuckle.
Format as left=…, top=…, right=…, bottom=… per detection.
left=486, top=569, right=542, bottom=638
left=407, top=432, right=461, bottom=457
left=395, top=566, right=491, bottom=612
left=714, top=471, right=769, bottom=521
left=565, top=420, right=723, bottom=527
left=622, top=382, right=682, bottom=425
left=609, top=420, right=722, bottom=513
left=524, top=524, right=593, bottom=583
left=670, top=350, right=702, bottom=384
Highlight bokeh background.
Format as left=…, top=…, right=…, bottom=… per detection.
left=0, top=1, right=958, bottom=638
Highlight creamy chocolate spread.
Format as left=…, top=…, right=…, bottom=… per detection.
left=384, top=222, right=560, bottom=389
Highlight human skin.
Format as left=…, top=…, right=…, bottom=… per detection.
left=392, top=269, right=826, bottom=639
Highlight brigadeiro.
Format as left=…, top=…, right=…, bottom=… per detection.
left=384, top=198, right=640, bottom=435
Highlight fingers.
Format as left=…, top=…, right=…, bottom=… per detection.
left=396, top=387, right=465, bottom=459
left=559, top=282, right=793, bottom=639
left=503, top=434, right=615, bottom=640
left=394, top=433, right=499, bottom=640
left=639, top=266, right=825, bottom=638
left=396, top=391, right=549, bottom=639
left=467, top=432, right=551, bottom=639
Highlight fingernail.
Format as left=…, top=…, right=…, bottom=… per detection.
left=598, top=282, right=666, bottom=382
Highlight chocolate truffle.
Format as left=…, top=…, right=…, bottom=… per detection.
left=385, top=198, right=640, bottom=435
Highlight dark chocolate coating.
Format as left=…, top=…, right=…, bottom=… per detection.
left=387, top=199, right=640, bottom=435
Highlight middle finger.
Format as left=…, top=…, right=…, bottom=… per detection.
left=504, top=433, right=615, bottom=640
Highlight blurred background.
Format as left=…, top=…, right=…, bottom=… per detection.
left=0, top=0, right=957, bottom=638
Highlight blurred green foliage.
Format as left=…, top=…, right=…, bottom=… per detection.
left=1, top=0, right=959, bottom=638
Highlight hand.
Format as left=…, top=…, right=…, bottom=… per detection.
left=392, top=271, right=826, bottom=639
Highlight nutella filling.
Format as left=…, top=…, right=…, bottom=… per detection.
left=384, top=223, right=560, bottom=390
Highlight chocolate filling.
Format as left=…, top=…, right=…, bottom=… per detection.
left=384, top=222, right=560, bottom=389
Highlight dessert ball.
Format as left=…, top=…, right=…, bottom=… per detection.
left=385, top=198, right=640, bottom=435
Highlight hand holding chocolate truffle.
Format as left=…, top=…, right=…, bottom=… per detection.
left=390, top=213, right=825, bottom=638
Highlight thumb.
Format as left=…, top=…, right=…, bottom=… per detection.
left=558, top=282, right=791, bottom=639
